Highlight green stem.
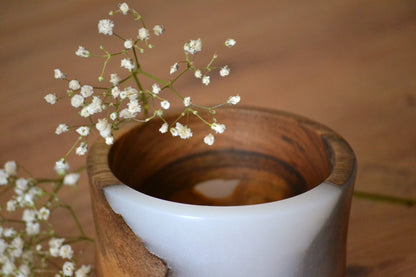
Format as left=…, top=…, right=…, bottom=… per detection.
left=46, top=182, right=63, bottom=205
left=139, top=70, right=168, bottom=86
left=0, top=218, right=26, bottom=224
left=170, top=67, right=190, bottom=87
left=132, top=47, right=141, bottom=69
left=353, top=190, right=416, bottom=207
left=60, top=204, right=89, bottom=238
left=113, top=32, right=126, bottom=41
left=189, top=109, right=212, bottom=126
left=65, top=235, right=95, bottom=244
left=132, top=73, right=148, bottom=115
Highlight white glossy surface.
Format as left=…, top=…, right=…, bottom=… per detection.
left=104, top=180, right=349, bottom=277
left=193, top=178, right=240, bottom=199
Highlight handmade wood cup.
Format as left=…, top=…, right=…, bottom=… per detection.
left=87, top=107, right=356, bottom=277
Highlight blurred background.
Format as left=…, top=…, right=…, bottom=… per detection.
left=1, top=0, right=415, bottom=276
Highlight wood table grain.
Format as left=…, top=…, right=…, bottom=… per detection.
left=1, top=1, right=415, bottom=276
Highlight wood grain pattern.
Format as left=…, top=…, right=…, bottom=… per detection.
left=88, top=107, right=356, bottom=275
left=1, top=0, right=415, bottom=276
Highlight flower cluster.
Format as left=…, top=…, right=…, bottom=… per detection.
left=0, top=161, right=93, bottom=276
left=4, top=2, right=241, bottom=275
left=44, top=2, right=240, bottom=168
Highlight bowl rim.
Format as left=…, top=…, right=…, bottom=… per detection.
left=87, top=106, right=357, bottom=211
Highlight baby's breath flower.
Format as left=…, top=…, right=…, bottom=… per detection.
left=49, top=238, right=65, bottom=256
left=96, top=118, right=112, bottom=138
left=55, top=123, right=69, bottom=135
left=121, top=58, right=135, bottom=71
left=0, top=169, right=8, bottom=185
left=15, top=178, right=29, bottom=194
left=111, top=86, right=121, bottom=98
left=64, top=173, right=80, bottom=186
left=71, top=94, right=84, bottom=108
left=219, top=65, right=230, bottom=77
left=124, top=39, right=133, bottom=49
left=44, top=93, right=57, bottom=105
left=194, top=69, right=202, bottom=79
left=59, top=245, right=73, bottom=259
left=225, top=38, right=236, bottom=48
left=22, top=209, right=36, bottom=222
left=110, top=73, right=120, bottom=86
left=105, top=136, right=114, bottom=145
left=26, top=222, right=40, bottom=236
left=153, top=25, right=165, bottom=36
left=6, top=200, right=17, bottom=211
left=184, top=38, right=202, bottom=55
left=125, top=86, right=138, bottom=99
left=75, top=46, right=90, bottom=58
left=170, top=63, right=178, bottom=74
left=138, top=27, right=150, bottom=41
left=38, top=207, right=50, bottom=221
left=18, top=264, right=30, bottom=277
left=202, top=75, right=210, bottom=86
left=110, top=112, right=117, bottom=120
left=76, top=126, right=90, bottom=136
left=174, top=122, right=192, bottom=139
left=128, top=99, right=141, bottom=115
left=119, top=90, right=127, bottom=99
left=119, top=3, right=129, bottom=15
left=183, top=96, right=192, bottom=107
left=2, top=260, right=15, bottom=274
left=159, top=123, right=168, bottom=133
left=152, top=83, right=161, bottom=94
left=87, top=96, right=103, bottom=115
left=160, top=100, right=170, bottom=110
left=75, top=265, right=91, bottom=277
left=156, top=109, right=163, bottom=116
left=4, top=161, right=17, bottom=176
left=80, top=107, right=90, bottom=118
left=80, top=85, right=94, bottom=98
left=211, top=123, right=226, bottom=134
left=10, top=236, right=23, bottom=257
left=27, top=186, right=42, bottom=200
left=227, top=95, right=240, bottom=105
left=75, top=143, right=88, bottom=156
left=55, top=159, right=69, bottom=175
left=0, top=239, right=6, bottom=254
left=119, top=108, right=134, bottom=119
left=69, top=80, right=81, bottom=91
left=98, top=19, right=114, bottom=36
left=54, top=69, right=66, bottom=79
left=204, top=133, right=215, bottom=145
left=3, top=228, right=16, bottom=237
left=63, top=261, right=75, bottom=276
left=170, top=127, right=178, bottom=137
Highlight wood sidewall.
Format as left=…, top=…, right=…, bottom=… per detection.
left=87, top=106, right=356, bottom=276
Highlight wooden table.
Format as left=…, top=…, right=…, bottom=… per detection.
left=1, top=0, right=415, bottom=276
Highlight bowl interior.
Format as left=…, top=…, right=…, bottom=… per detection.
left=109, top=108, right=332, bottom=206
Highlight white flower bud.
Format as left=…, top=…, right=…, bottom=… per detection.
left=138, top=27, right=150, bottom=41
left=159, top=123, right=168, bottom=133
left=71, top=94, right=84, bottom=108
left=69, top=80, right=81, bottom=91
left=44, top=93, right=57, bottom=104
left=225, top=38, right=236, bottom=48
left=204, top=134, right=215, bottom=146
left=153, top=25, right=165, bottom=36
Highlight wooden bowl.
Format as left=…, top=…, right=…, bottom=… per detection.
left=87, top=107, right=356, bottom=276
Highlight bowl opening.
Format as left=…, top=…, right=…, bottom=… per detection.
left=109, top=109, right=332, bottom=206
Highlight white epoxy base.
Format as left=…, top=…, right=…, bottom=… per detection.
left=104, top=181, right=348, bottom=277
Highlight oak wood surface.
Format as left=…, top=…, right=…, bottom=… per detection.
left=1, top=0, right=415, bottom=276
